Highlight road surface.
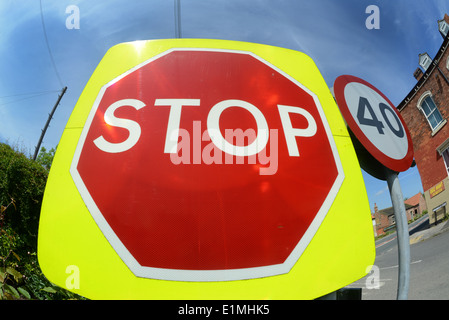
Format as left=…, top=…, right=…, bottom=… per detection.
left=345, top=215, right=449, bottom=299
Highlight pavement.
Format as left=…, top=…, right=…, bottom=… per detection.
left=409, top=218, right=449, bottom=244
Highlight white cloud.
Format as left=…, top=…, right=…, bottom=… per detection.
left=375, top=186, right=388, bottom=197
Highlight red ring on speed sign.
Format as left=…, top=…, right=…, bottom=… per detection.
left=334, top=75, right=413, bottom=173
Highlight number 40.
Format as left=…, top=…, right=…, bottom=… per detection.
left=356, top=97, right=404, bottom=138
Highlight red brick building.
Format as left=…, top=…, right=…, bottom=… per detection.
left=373, top=203, right=393, bottom=236
left=398, top=14, right=449, bottom=225
left=373, top=196, right=421, bottom=236
left=404, top=193, right=427, bottom=220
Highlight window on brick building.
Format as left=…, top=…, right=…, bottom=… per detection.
left=442, top=147, right=449, bottom=175
left=419, top=95, right=444, bottom=130
left=419, top=53, right=432, bottom=71
left=389, top=214, right=395, bottom=225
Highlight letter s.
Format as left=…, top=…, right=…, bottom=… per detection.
left=93, top=99, right=146, bottom=153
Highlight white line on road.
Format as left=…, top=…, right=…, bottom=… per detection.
left=380, top=259, right=422, bottom=270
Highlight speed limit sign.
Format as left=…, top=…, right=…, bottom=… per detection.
left=334, top=75, right=413, bottom=173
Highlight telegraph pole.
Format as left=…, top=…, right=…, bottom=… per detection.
left=33, top=86, right=67, bottom=160
left=174, top=0, right=182, bottom=38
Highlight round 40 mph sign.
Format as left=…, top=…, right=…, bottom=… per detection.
left=38, top=40, right=375, bottom=300
left=334, top=75, right=414, bottom=173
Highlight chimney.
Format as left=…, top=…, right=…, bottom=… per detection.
left=413, top=67, right=424, bottom=81
left=374, top=203, right=378, bottom=213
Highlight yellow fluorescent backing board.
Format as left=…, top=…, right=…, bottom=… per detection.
left=38, top=39, right=375, bottom=299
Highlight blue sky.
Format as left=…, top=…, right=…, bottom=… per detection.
left=1, top=0, right=449, bottom=211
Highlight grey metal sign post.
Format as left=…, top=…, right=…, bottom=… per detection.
left=385, top=169, right=410, bottom=300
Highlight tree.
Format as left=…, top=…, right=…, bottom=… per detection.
left=0, top=143, right=84, bottom=299
left=0, top=143, right=48, bottom=248
left=36, top=146, right=56, bottom=171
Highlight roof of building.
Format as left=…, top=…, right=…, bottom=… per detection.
left=398, top=16, right=449, bottom=111
left=404, top=193, right=422, bottom=207
left=377, top=203, right=414, bottom=216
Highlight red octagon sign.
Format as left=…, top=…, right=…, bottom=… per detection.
left=70, top=49, right=344, bottom=281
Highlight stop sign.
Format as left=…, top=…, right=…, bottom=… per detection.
left=70, top=48, right=343, bottom=281
left=39, top=40, right=376, bottom=299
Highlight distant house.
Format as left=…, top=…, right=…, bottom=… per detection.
left=372, top=194, right=423, bottom=236
left=373, top=204, right=399, bottom=236
left=404, top=193, right=427, bottom=220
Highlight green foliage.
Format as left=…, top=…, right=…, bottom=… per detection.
left=1, top=198, right=84, bottom=300
left=1, top=199, right=30, bottom=299
left=35, top=146, right=56, bottom=171
left=0, top=143, right=48, bottom=248
left=0, top=143, right=85, bottom=300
